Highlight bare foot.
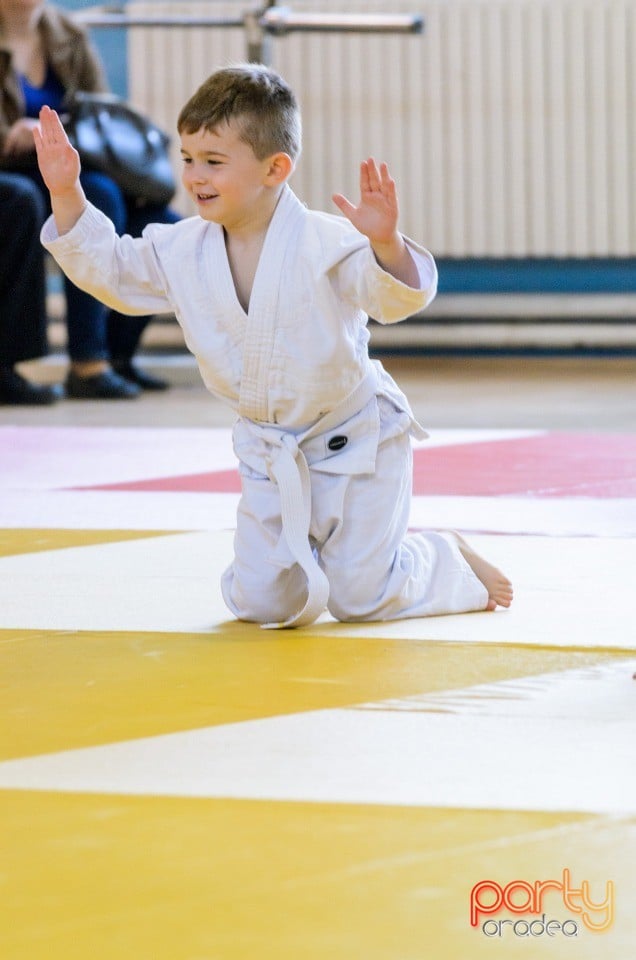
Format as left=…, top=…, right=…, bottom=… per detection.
left=450, top=532, right=513, bottom=610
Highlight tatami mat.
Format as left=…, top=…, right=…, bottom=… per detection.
left=1, top=423, right=634, bottom=958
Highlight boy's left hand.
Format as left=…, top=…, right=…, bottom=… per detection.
left=332, top=158, right=399, bottom=246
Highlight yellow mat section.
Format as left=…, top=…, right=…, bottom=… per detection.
left=1, top=626, right=623, bottom=760
left=0, top=528, right=181, bottom=558
left=1, top=790, right=632, bottom=960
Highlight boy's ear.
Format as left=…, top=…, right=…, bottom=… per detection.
left=265, top=152, right=294, bottom=185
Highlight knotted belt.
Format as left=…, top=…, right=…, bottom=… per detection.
left=246, top=369, right=380, bottom=629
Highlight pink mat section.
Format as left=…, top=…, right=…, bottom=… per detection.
left=69, top=432, right=636, bottom=498
left=79, top=469, right=243, bottom=493
left=412, top=432, right=636, bottom=497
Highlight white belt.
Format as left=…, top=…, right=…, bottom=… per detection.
left=249, top=370, right=380, bottom=629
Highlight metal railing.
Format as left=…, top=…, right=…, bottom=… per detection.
left=75, top=1, right=423, bottom=63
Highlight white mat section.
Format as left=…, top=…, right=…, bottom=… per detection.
left=0, top=663, right=633, bottom=814
left=0, top=490, right=631, bottom=538
left=0, top=491, right=242, bottom=532
left=410, top=496, right=636, bottom=538
left=0, top=426, right=238, bottom=489
left=0, top=531, right=634, bottom=648
left=0, top=530, right=233, bottom=634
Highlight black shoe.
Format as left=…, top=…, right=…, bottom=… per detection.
left=0, top=368, right=63, bottom=406
left=66, top=369, right=141, bottom=400
left=113, top=360, right=169, bottom=391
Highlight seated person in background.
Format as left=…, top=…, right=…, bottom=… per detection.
left=0, top=170, right=61, bottom=404
left=0, top=0, right=180, bottom=399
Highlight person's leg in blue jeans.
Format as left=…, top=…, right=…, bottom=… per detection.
left=14, top=166, right=140, bottom=399
left=108, top=200, right=181, bottom=390
left=63, top=170, right=140, bottom=398
left=18, top=166, right=180, bottom=398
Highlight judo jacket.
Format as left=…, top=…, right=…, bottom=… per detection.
left=42, top=184, right=437, bottom=428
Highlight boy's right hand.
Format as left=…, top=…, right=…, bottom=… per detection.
left=33, top=105, right=81, bottom=197
left=34, top=105, right=87, bottom=235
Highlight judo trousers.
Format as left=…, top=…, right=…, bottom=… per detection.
left=221, top=397, right=488, bottom=627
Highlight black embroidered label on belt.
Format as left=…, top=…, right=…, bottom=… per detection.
left=327, top=435, right=348, bottom=451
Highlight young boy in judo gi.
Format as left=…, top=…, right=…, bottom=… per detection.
left=35, top=63, right=513, bottom=628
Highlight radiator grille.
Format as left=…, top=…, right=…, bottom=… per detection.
left=128, top=0, right=636, bottom=257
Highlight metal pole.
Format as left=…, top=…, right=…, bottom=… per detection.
left=243, top=8, right=271, bottom=64
left=261, top=9, right=423, bottom=36
left=75, top=6, right=424, bottom=32
left=74, top=9, right=245, bottom=29
left=75, top=4, right=424, bottom=65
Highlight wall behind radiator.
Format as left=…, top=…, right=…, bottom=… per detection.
left=123, top=0, right=636, bottom=261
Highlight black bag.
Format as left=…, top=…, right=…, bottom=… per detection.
left=64, top=92, right=176, bottom=206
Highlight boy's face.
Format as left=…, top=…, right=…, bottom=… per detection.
left=180, top=121, right=274, bottom=230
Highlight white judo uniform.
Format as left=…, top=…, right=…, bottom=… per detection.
left=42, top=184, right=488, bottom=626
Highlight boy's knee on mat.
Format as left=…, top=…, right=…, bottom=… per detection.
left=326, top=572, right=384, bottom=622
left=229, top=592, right=297, bottom=626
left=223, top=567, right=308, bottom=625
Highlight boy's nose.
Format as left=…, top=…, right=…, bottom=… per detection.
left=184, top=164, right=205, bottom=182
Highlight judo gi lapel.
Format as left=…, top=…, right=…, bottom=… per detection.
left=238, top=186, right=306, bottom=422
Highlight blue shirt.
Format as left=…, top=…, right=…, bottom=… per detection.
left=20, top=65, right=66, bottom=117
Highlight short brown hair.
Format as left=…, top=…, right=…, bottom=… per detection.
left=177, top=63, right=302, bottom=161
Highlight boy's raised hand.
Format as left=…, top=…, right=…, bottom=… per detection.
left=33, top=106, right=81, bottom=197
left=332, top=158, right=399, bottom=246
left=332, top=157, right=419, bottom=288
left=33, top=106, right=86, bottom=234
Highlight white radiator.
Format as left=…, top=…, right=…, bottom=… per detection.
left=128, top=0, right=636, bottom=258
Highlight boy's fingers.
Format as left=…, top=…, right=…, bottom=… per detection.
left=359, top=161, right=370, bottom=194
left=332, top=193, right=356, bottom=219
left=366, top=157, right=381, bottom=191
left=38, top=106, right=50, bottom=133
left=52, top=109, right=66, bottom=137
left=40, top=117, right=54, bottom=146
left=39, top=106, right=63, bottom=143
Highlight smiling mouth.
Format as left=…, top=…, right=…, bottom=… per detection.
left=196, top=193, right=218, bottom=201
